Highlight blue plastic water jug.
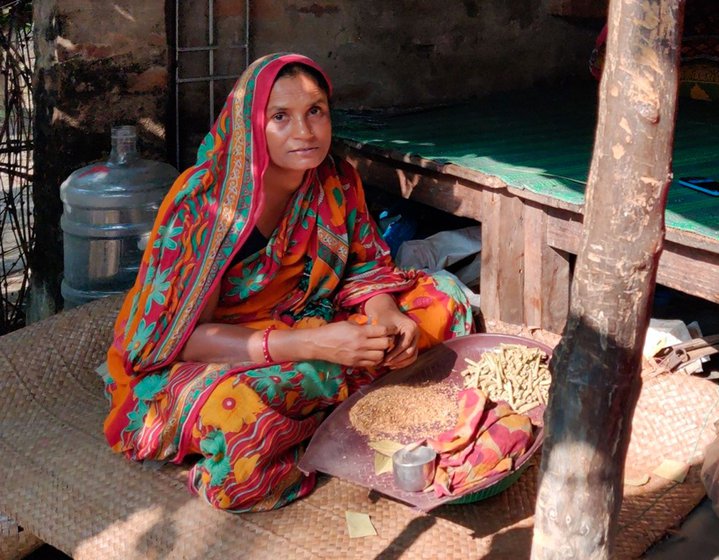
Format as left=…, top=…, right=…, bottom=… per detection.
left=60, top=126, right=178, bottom=308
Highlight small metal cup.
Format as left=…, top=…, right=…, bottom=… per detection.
left=392, top=444, right=437, bottom=492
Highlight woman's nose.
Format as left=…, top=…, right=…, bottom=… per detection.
left=293, top=116, right=313, bottom=138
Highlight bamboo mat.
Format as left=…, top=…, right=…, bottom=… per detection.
left=333, top=84, right=719, bottom=242
left=0, top=296, right=717, bottom=560
left=0, top=515, right=42, bottom=560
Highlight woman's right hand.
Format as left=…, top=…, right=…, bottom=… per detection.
left=312, top=321, right=397, bottom=367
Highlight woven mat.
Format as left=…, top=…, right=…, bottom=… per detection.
left=0, top=297, right=717, bottom=560
left=0, top=515, right=42, bottom=560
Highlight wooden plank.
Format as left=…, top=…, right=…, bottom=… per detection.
left=546, top=208, right=583, bottom=254
left=540, top=246, right=571, bottom=333
left=335, top=139, right=450, bottom=174
left=496, top=194, right=525, bottom=325
left=337, top=146, right=486, bottom=222
left=665, top=226, right=719, bottom=254
left=524, top=203, right=571, bottom=333
left=480, top=190, right=501, bottom=323
left=546, top=211, right=719, bottom=305
left=656, top=241, right=719, bottom=304
left=335, top=139, right=585, bottom=214
left=523, top=203, right=545, bottom=328
left=443, top=162, right=585, bottom=214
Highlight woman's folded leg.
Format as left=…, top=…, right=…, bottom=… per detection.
left=396, top=271, right=474, bottom=350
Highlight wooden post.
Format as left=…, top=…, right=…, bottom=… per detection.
left=531, top=0, right=685, bottom=558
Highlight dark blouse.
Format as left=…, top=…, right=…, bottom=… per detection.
left=230, top=226, right=268, bottom=266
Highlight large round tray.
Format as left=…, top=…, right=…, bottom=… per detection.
left=298, top=333, right=552, bottom=511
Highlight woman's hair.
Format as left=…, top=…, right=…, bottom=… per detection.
left=275, top=62, right=331, bottom=98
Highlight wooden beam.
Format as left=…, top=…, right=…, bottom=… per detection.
left=525, top=202, right=571, bottom=333
left=497, top=193, right=526, bottom=325
left=479, top=190, right=526, bottom=326
left=480, top=190, right=502, bottom=322
left=656, top=240, right=719, bottom=303
left=336, top=145, right=485, bottom=222
left=546, top=213, right=719, bottom=305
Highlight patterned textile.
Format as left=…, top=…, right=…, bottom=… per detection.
left=428, top=389, right=533, bottom=498
left=103, top=53, right=473, bottom=512
left=590, top=22, right=719, bottom=101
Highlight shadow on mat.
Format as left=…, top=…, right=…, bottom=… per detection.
left=370, top=506, right=533, bottom=559
left=373, top=516, right=436, bottom=560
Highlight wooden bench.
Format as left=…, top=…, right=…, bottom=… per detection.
left=332, top=84, right=719, bottom=334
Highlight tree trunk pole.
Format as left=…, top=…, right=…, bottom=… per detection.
left=531, top=1, right=685, bottom=558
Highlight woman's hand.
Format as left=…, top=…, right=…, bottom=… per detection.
left=373, top=311, right=419, bottom=369
left=363, top=293, right=420, bottom=370
left=312, top=321, right=397, bottom=368
left=181, top=287, right=417, bottom=369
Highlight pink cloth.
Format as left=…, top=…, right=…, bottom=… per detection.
left=427, top=389, right=534, bottom=497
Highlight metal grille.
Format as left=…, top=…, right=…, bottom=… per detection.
left=174, top=0, right=250, bottom=167
left=0, top=0, right=33, bottom=334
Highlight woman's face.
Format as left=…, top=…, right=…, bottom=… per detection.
left=264, top=72, right=332, bottom=179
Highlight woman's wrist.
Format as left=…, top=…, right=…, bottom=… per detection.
left=362, top=292, right=398, bottom=317
left=265, top=327, right=319, bottom=363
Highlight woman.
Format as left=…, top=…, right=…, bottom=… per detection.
left=103, top=53, right=473, bottom=512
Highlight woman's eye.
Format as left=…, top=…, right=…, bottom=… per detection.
left=272, top=113, right=286, bottom=122
left=309, top=106, right=323, bottom=116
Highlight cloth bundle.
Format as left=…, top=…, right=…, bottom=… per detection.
left=427, top=388, right=534, bottom=497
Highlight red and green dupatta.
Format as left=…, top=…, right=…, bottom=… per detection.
left=103, top=53, right=417, bottom=458
left=102, top=53, right=473, bottom=512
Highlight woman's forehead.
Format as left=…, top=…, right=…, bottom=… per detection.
left=266, top=74, right=329, bottom=108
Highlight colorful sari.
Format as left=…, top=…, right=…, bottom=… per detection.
left=103, top=53, right=473, bottom=512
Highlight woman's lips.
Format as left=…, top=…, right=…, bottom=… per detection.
left=289, top=147, right=318, bottom=154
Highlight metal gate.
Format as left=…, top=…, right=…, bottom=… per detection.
left=0, top=0, right=33, bottom=334
left=174, top=0, right=250, bottom=168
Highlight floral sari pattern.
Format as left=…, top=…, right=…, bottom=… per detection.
left=103, top=53, right=473, bottom=512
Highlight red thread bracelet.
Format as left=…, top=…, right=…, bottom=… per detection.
left=262, top=325, right=277, bottom=363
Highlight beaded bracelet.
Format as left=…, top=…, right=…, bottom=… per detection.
left=262, top=325, right=277, bottom=363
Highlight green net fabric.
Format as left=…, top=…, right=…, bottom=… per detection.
left=334, top=84, right=719, bottom=240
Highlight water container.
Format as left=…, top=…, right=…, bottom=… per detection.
left=60, top=125, right=179, bottom=308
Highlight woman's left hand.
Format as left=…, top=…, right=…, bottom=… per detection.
left=378, top=311, right=419, bottom=369
left=363, top=293, right=419, bottom=370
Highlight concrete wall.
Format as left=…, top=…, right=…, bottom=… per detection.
left=35, top=0, right=169, bottom=159
left=251, top=0, right=599, bottom=109
left=30, top=0, right=170, bottom=320
left=176, top=0, right=600, bottom=165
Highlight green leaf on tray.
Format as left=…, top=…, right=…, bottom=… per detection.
left=368, top=440, right=405, bottom=456
left=374, top=452, right=393, bottom=476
